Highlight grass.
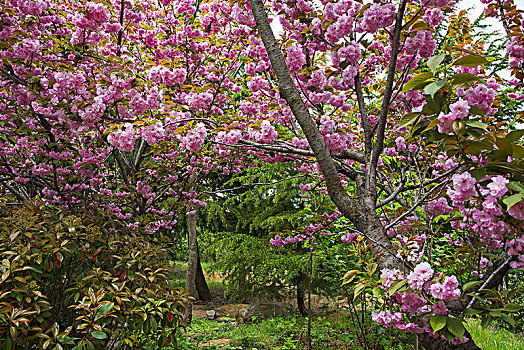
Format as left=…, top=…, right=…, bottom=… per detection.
left=176, top=313, right=410, bottom=350
left=467, top=319, right=524, bottom=350
left=167, top=261, right=227, bottom=291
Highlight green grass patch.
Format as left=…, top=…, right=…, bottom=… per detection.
left=467, top=319, right=524, bottom=350
left=176, top=314, right=408, bottom=349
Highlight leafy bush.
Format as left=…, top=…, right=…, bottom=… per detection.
left=0, top=201, right=188, bottom=349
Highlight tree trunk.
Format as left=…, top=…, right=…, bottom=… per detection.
left=184, top=174, right=198, bottom=321
left=297, top=278, right=307, bottom=317
left=195, top=240, right=212, bottom=301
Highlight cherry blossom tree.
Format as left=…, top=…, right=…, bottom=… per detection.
left=1, top=0, right=524, bottom=349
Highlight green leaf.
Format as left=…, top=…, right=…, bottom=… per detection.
left=424, top=79, right=447, bottom=98
left=430, top=314, right=447, bottom=332
left=446, top=317, right=465, bottom=338
left=507, top=130, right=524, bottom=142
left=423, top=117, right=440, bottom=132
left=97, top=302, right=114, bottom=316
left=500, top=313, right=516, bottom=327
left=462, top=280, right=482, bottom=293
left=399, top=112, right=420, bottom=128
left=469, top=106, right=485, bottom=116
left=465, top=121, right=488, bottom=131
left=427, top=53, right=445, bottom=72
left=453, top=55, right=490, bottom=67
left=469, top=168, right=486, bottom=181
left=513, top=145, right=524, bottom=159
left=86, top=340, right=95, bottom=350
left=90, top=331, right=107, bottom=340
left=496, top=137, right=513, bottom=155
left=402, top=72, right=434, bottom=92
left=388, top=279, right=408, bottom=296
left=451, top=73, right=483, bottom=85
left=502, top=303, right=524, bottom=312
left=503, top=193, right=524, bottom=209
left=464, top=308, right=484, bottom=316
left=507, top=181, right=524, bottom=193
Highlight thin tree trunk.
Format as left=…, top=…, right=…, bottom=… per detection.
left=195, top=240, right=212, bottom=301
left=185, top=174, right=198, bottom=321
left=297, top=278, right=307, bottom=317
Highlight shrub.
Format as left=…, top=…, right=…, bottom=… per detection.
left=0, top=201, right=188, bottom=349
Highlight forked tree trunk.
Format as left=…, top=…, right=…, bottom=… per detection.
left=246, top=1, right=485, bottom=348
left=195, top=240, right=212, bottom=301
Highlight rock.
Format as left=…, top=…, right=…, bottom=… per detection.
left=205, top=309, right=216, bottom=320
left=236, top=303, right=284, bottom=323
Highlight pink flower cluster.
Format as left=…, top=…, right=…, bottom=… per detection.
left=248, top=120, right=278, bottom=144
left=357, top=3, right=396, bottom=34
left=139, top=122, right=165, bottom=145
left=186, top=92, right=213, bottom=111
left=11, top=0, right=48, bottom=16
left=371, top=310, right=403, bottom=327
left=341, top=233, right=359, bottom=243
left=179, top=123, right=207, bottom=152
left=286, top=45, right=306, bottom=74
left=148, top=66, right=186, bottom=87
left=446, top=172, right=477, bottom=201
left=427, top=276, right=461, bottom=301
left=422, top=8, right=445, bottom=26
left=407, top=262, right=434, bottom=290
left=425, top=197, right=452, bottom=216
left=331, top=42, right=361, bottom=68
left=437, top=98, right=469, bottom=134
left=107, top=123, right=137, bottom=152
left=73, top=1, right=109, bottom=30
left=380, top=268, right=401, bottom=290
left=509, top=234, right=524, bottom=268
left=507, top=37, right=524, bottom=67
left=403, top=30, right=436, bottom=59
left=462, top=81, right=498, bottom=115
left=247, top=75, right=269, bottom=92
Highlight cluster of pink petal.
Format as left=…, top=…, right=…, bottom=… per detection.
left=107, top=123, right=137, bottom=152
left=11, top=0, right=48, bottom=16
left=139, top=123, right=165, bottom=145
left=371, top=311, right=403, bottom=327
left=331, top=42, right=361, bottom=68
left=407, top=262, right=434, bottom=290
left=507, top=37, right=524, bottom=67
left=148, top=66, right=186, bottom=87
left=247, top=75, right=269, bottom=92
left=405, top=30, right=436, bottom=59
left=73, top=1, right=109, bottom=30
left=186, top=92, right=213, bottom=110
left=425, top=197, right=452, bottom=216
left=380, top=268, right=401, bottom=290
left=427, top=276, right=461, bottom=301
left=179, top=123, right=207, bottom=152
left=461, top=80, right=499, bottom=115
left=341, top=233, right=359, bottom=243
left=286, top=45, right=306, bottom=74
left=437, top=98, right=469, bottom=134
left=508, top=200, right=524, bottom=221
left=509, top=234, right=524, bottom=268
left=422, top=8, right=445, bottom=26
left=357, top=3, right=396, bottom=34
left=248, top=120, right=278, bottom=144
left=446, top=172, right=477, bottom=202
